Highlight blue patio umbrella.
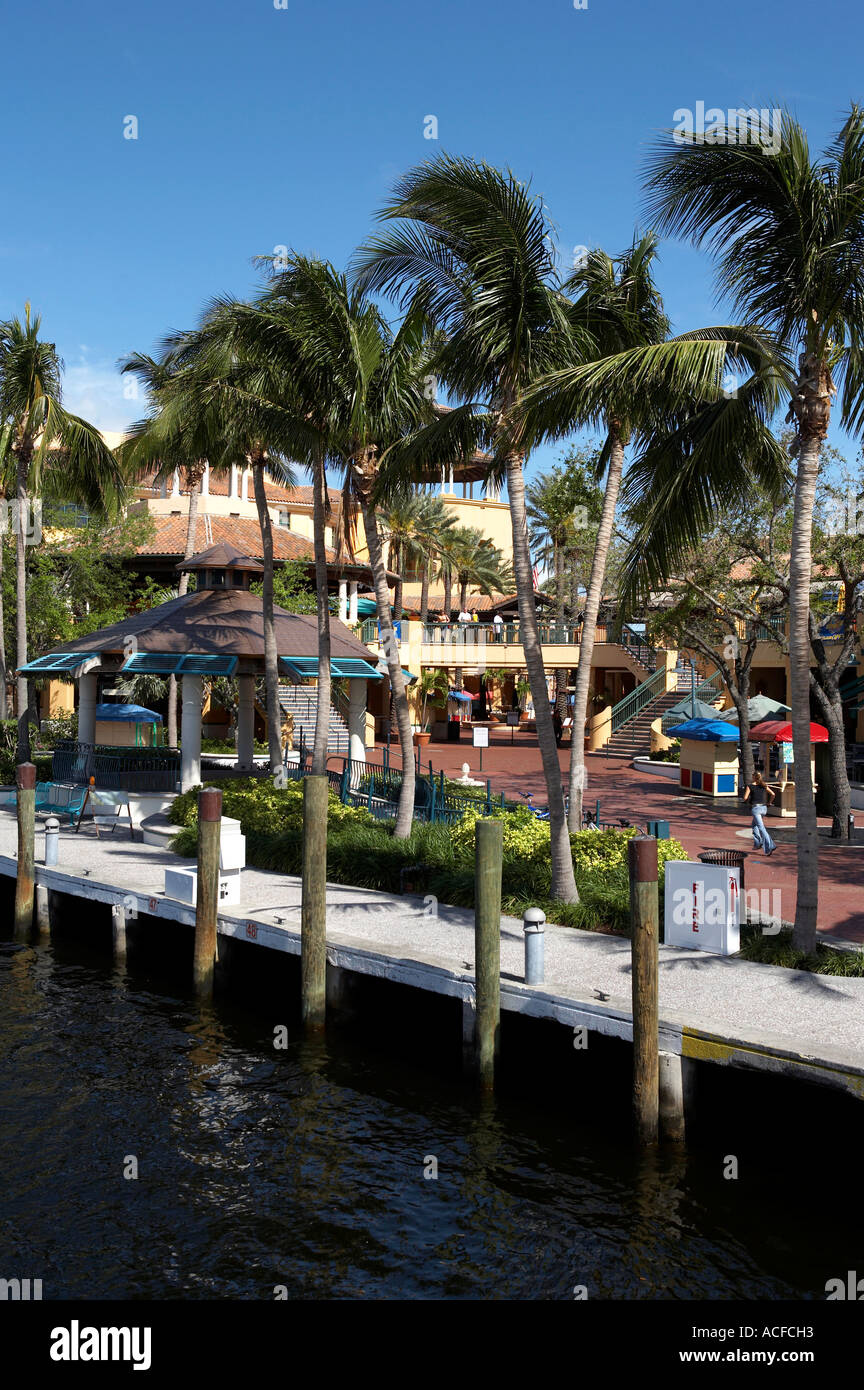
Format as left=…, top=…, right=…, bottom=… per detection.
left=666, top=718, right=740, bottom=742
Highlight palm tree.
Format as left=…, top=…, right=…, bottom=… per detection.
left=519, top=234, right=785, bottom=831
left=0, top=305, right=126, bottom=759
left=452, top=528, right=512, bottom=612
left=191, top=259, right=436, bottom=827
left=527, top=463, right=592, bottom=721
left=413, top=494, right=455, bottom=624
left=151, top=307, right=302, bottom=774
left=434, top=526, right=464, bottom=621
left=640, top=105, right=864, bottom=951
left=417, top=667, right=449, bottom=730
left=378, top=491, right=429, bottom=627
left=440, top=524, right=512, bottom=691
left=352, top=154, right=589, bottom=900
left=118, top=350, right=231, bottom=747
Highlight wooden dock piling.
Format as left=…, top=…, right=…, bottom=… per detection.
left=194, top=787, right=222, bottom=997
left=474, top=818, right=503, bottom=1089
left=301, top=775, right=328, bottom=1031
left=14, top=762, right=36, bottom=939
left=629, top=835, right=659, bottom=1144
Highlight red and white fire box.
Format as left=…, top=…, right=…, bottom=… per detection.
left=664, top=861, right=741, bottom=955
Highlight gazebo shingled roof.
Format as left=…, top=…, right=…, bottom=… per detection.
left=177, top=541, right=264, bottom=575
left=45, top=589, right=374, bottom=664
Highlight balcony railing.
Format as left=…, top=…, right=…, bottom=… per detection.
left=419, top=621, right=610, bottom=646
left=733, top=614, right=787, bottom=643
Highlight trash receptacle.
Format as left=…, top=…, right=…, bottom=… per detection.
left=697, top=848, right=747, bottom=894
left=447, top=718, right=461, bottom=743
left=647, top=819, right=670, bottom=840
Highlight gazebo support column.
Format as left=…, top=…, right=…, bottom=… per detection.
left=338, top=579, right=348, bottom=623
left=348, top=679, right=367, bottom=764
left=180, top=675, right=203, bottom=792
left=78, top=674, right=97, bottom=746
left=348, top=581, right=358, bottom=624
left=237, top=675, right=255, bottom=771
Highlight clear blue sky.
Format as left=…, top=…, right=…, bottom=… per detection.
left=1, top=0, right=861, bottom=481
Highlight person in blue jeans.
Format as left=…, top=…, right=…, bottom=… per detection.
left=743, top=772, right=777, bottom=855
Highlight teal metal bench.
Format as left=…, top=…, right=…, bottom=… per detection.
left=34, top=782, right=89, bottom=826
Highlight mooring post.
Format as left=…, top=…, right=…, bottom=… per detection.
left=629, top=834, right=659, bottom=1145
left=14, top=762, right=36, bottom=939
left=659, top=1051, right=685, bottom=1143
left=474, top=818, right=503, bottom=1088
left=194, top=787, right=222, bottom=998
left=301, top=775, right=328, bottom=1031
left=112, top=902, right=128, bottom=962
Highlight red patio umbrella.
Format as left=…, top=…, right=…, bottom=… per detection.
left=747, top=720, right=828, bottom=743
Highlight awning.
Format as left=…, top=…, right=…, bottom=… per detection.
left=448, top=690, right=473, bottom=703
left=122, top=652, right=239, bottom=676
left=18, top=652, right=101, bottom=676
left=748, top=720, right=828, bottom=744
left=95, top=703, right=163, bottom=723
left=666, top=718, right=741, bottom=743
left=280, top=657, right=383, bottom=681
left=355, top=597, right=378, bottom=617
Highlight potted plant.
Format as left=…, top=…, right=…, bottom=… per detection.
left=414, top=668, right=449, bottom=746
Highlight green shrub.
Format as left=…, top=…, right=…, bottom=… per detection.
left=739, top=924, right=864, bottom=976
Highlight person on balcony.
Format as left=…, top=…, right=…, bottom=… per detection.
left=493, top=612, right=504, bottom=641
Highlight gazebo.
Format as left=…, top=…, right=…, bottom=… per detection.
left=20, top=543, right=384, bottom=792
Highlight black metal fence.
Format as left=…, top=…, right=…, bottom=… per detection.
left=52, top=740, right=181, bottom=792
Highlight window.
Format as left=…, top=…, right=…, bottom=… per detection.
left=277, top=509, right=292, bottom=529
left=325, top=527, right=334, bottom=547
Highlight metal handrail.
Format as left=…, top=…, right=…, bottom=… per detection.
left=618, top=622, right=657, bottom=671
left=607, top=668, right=667, bottom=738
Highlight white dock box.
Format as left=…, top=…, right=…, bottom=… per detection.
left=218, top=815, right=246, bottom=871
left=664, top=861, right=741, bottom=955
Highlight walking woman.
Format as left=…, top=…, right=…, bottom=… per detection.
left=743, top=772, right=777, bottom=856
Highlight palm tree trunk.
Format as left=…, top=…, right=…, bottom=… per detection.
left=311, top=447, right=332, bottom=776
left=789, top=431, right=822, bottom=951
left=506, top=450, right=577, bottom=901
left=15, top=449, right=31, bottom=762
left=568, top=428, right=625, bottom=830
left=392, top=543, right=403, bottom=630
left=420, top=564, right=430, bottom=626
left=360, top=492, right=415, bottom=837
left=252, top=457, right=283, bottom=773
left=168, top=469, right=203, bottom=748
left=553, top=540, right=568, bottom=721
left=443, top=569, right=452, bottom=619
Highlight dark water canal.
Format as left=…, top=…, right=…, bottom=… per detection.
left=1, top=915, right=860, bottom=1301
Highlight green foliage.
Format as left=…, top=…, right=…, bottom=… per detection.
left=168, top=780, right=687, bottom=935
left=739, top=924, right=864, bottom=977
left=650, top=741, right=680, bottom=764
left=249, top=558, right=316, bottom=615
left=2, top=509, right=155, bottom=663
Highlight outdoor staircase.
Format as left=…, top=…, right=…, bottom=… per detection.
left=604, top=688, right=689, bottom=758
left=277, top=683, right=350, bottom=756
left=602, top=650, right=725, bottom=760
